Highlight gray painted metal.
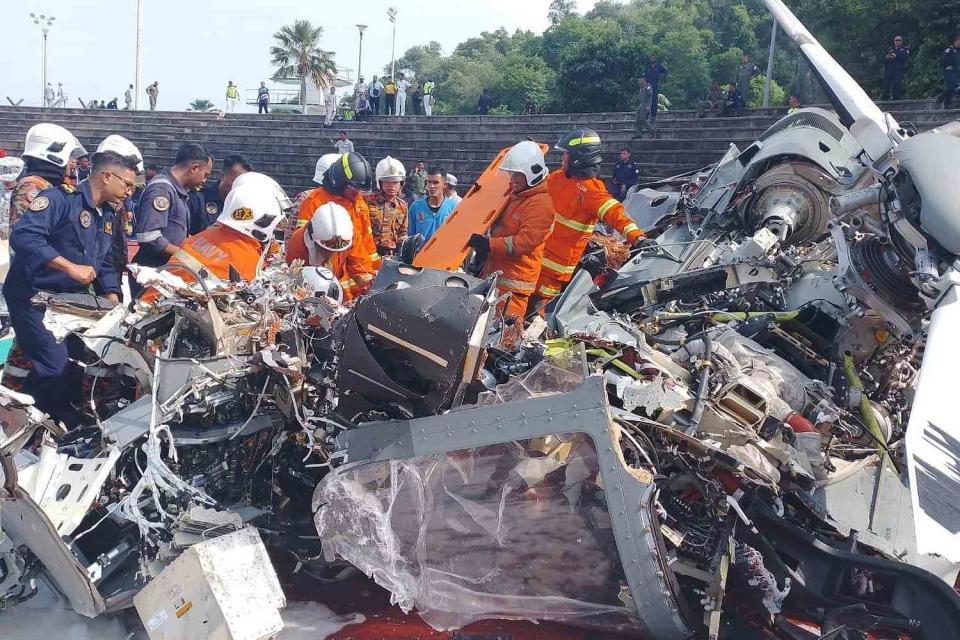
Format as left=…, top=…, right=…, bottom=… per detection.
left=335, top=376, right=692, bottom=639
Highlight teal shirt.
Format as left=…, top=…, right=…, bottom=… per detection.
left=408, top=196, right=456, bottom=242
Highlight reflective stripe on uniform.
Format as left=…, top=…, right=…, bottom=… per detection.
left=623, top=222, right=640, bottom=236
left=2, top=364, right=32, bottom=378
left=555, top=214, right=595, bottom=234
left=134, top=230, right=162, bottom=242
left=537, top=284, right=562, bottom=297
left=369, top=252, right=381, bottom=261
left=341, top=278, right=357, bottom=289
left=597, top=198, right=619, bottom=221
left=567, top=136, right=601, bottom=146
left=504, top=236, right=514, bottom=256
left=541, top=257, right=577, bottom=275
left=497, top=277, right=536, bottom=294
left=355, top=272, right=374, bottom=283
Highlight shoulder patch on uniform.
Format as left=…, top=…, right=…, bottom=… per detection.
left=153, top=196, right=170, bottom=212
left=29, top=196, right=49, bottom=212
left=60, top=184, right=76, bottom=193
left=205, top=202, right=220, bottom=215
left=79, top=210, right=92, bottom=228
left=231, top=207, right=254, bottom=221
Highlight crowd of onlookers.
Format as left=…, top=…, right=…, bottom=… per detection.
left=350, top=74, right=437, bottom=121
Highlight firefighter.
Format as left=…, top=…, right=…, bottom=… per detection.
left=285, top=202, right=359, bottom=302
left=297, top=152, right=381, bottom=297
left=367, top=156, right=408, bottom=256
left=94, top=135, right=144, bottom=299
left=141, top=172, right=289, bottom=299
left=2, top=149, right=138, bottom=423
left=8, top=123, right=87, bottom=230
left=468, top=140, right=554, bottom=329
left=532, top=128, right=646, bottom=310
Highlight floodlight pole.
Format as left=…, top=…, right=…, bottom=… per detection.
left=135, top=0, right=143, bottom=110
left=357, top=24, right=368, bottom=82
left=388, top=8, right=398, bottom=80
left=30, top=13, right=56, bottom=106
left=763, top=18, right=778, bottom=107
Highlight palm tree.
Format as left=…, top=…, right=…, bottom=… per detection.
left=189, top=98, right=214, bottom=112
left=270, top=20, right=337, bottom=113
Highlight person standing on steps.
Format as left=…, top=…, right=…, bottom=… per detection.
left=333, top=131, right=354, bottom=155
left=407, top=162, right=427, bottom=200
left=325, top=86, right=337, bottom=126
left=633, top=76, right=655, bottom=139
left=369, top=75, right=383, bottom=115
left=146, top=81, right=159, bottom=111
left=226, top=81, right=240, bottom=113
left=422, top=77, right=435, bottom=116
left=882, top=35, right=910, bottom=101
left=644, top=55, right=667, bottom=121
left=736, top=55, right=760, bottom=100
left=396, top=74, right=410, bottom=116
left=384, top=78, right=397, bottom=115
left=44, top=83, right=55, bottom=107
left=411, top=81, right=422, bottom=116
left=258, top=82, right=270, bottom=114
left=942, top=34, right=960, bottom=110
left=124, top=84, right=133, bottom=110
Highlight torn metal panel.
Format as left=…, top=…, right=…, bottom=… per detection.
left=316, top=377, right=691, bottom=639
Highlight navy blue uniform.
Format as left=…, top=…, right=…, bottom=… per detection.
left=883, top=46, right=910, bottom=100
left=612, top=159, right=641, bottom=201
left=943, top=45, right=960, bottom=110
left=2, top=182, right=119, bottom=419
left=187, top=180, right=222, bottom=235
left=132, top=171, right=190, bottom=267
left=644, top=62, right=667, bottom=119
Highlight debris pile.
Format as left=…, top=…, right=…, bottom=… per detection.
left=3, top=1, right=960, bottom=638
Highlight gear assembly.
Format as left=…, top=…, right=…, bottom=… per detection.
left=2, top=1, right=960, bottom=639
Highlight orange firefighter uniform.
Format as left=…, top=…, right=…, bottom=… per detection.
left=140, top=223, right=264, bottom=302
left=297, top=188, right=380, bottom=295
left=535, top=171, right=644, bottom=301
left=482, top=180, right=555, bottom=321
left=285, top=225, right=356, bottom=302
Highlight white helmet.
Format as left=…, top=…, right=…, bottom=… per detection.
left=307, top=202, right=354, bottom=252
left=96, top=134, right=144, bottom=174
left=22, top=123, right=86, bottom=168
left=375, top=156, right=406, bottom=185
left=499, top=140, right=547, bottom=187
left=313, top=153, right=342, bottom=185
left=302, top=266, right=344, bottom=303
left=231, top=171, right=293, bottom=211
left=218, top=172, right=285, bottom=242
left=445, top=173, right=458, bottom=187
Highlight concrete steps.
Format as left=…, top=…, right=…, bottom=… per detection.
left=1, top=103, right=957, bottom=196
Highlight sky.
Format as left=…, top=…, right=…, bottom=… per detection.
left=6, top=0, right=599, bottom=112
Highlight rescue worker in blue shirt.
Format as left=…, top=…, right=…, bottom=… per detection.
left=187, top=153, right=252, bottom=235
left=611, top=148, right=641, bottom=201
left=132, top=142, right=211, bottom=269
left=408, top=167, right=456, bottom=244
left=2, top=150, right=139, bottom=424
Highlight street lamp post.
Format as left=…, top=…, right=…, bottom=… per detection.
left=356, top=24, right=368, bottom=83
left=30, top=13, right=56, bottom=107
left=763, top=18, right=778, bottom=108
left=388, top=8, right=398, bottom=80
left=135, top=0, right=143, bottom=110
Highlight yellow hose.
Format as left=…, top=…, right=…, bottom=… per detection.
left=843, top=353, right=892, bottom=469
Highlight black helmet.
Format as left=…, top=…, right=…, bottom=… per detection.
left=555, top=128, right=603, bottom=169
left=323, top=152, right=374, bottom=194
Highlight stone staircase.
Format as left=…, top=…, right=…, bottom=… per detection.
left=0, top=101, right=956, bottom=196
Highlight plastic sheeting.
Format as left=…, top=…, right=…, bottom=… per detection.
left=314, top=433, right=643, bottom=633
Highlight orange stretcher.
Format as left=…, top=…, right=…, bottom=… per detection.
left=413, top=143, right=550, bottom=271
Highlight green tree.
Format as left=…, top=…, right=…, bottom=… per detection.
left=189, top=99, right=214, bottom=112
left=548, top=0, right=577, bottom=26
left=269, top=20, right=337, bottom=112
